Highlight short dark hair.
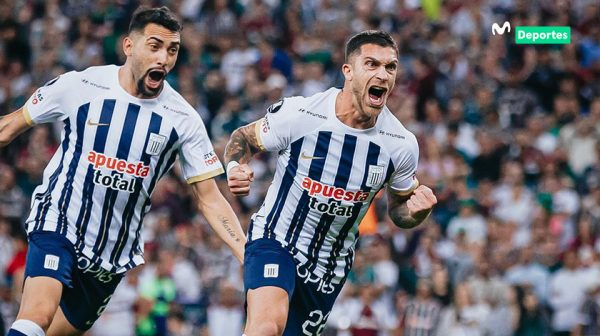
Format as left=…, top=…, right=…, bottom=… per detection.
left=345, top=30, right=398, bottom=62
left=128, top=6, right=182, bottom=34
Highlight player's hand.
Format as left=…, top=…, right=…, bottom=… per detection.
left=407, top=185, right=437, bottom=221
left=227, top=163, right=254, bottom=196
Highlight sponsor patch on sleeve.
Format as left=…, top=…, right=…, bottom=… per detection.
left=267, top=99, right=284, bottom=113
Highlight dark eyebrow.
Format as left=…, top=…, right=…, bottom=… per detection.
left=147, top=37, right=164, bottom=44
left=364, top=57, right=380, bottom=64
left=364, top=56, right=398, bottom=65
left=147, top=37, right=180, bottom=47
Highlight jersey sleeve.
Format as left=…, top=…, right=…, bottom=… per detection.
left=388, top=135, right=420, bottom=196
left=255, top=99, right=293, bottom=152
left=23, top=73, right=75, bottom=125
left=179, top=119, right=224, bottom=184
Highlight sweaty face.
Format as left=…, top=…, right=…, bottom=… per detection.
left=348, top=44, right=398, bottom=117
left=130, top=23, right=180, bottom=98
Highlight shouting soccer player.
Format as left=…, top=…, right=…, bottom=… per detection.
left=225, top=30, right=437, bottom=336
left=0, top=7, right=245, bottom=336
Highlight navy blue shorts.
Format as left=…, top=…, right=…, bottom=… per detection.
left=243, top=239, right=345, bottom=335
left=24, top=231, right=123, bottom=331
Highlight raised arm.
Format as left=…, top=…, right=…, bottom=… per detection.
left=224, top=119, right=265, bottom=164
left=190, top=178, right=246, bottom=263
left=224, top=119, right=267, bottom=196
left=387, top=185, right=437, bottom=229
left=0, top=108, right=33, bottom=147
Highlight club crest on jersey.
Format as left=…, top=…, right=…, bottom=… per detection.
left=366, top=165, right=385, bottom=187
left=146, top=133, right=166, bottom=155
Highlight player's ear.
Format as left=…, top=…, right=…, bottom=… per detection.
left=342, top=63, right=352, bottom=81
left=123, top=36, right=134, bottom=57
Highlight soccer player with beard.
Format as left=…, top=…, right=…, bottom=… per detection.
left=0, top=7, right=246, bottom=336
left=225, top=30, right=438, bottom=336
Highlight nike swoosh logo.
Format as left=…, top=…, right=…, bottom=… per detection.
left=300, top=151, right=325, bottom=160
left=87, top=119, right=110, bottom=127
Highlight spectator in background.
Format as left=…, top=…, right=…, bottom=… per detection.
left=492, top=161, right=537, bottom=244
left=526, top=112, right=558, bottom=157
left=0, top=218, right=13, bottom=287
left=255, top=37, right=293, bottom=80
left=211, top=95, right=249, bottom=140
left=5, top=231, right=26, bottom=306
left=575, top=280, right=600, bottom=336
left=561, top=118, right=598, bottom=177
left=0, top=166, right=26, bottom=224
left=398, top=278, right=441, bottom=336
left=206, top=282, right=244, bottom=336
left=220, top=33, right=260, bottom=94
left=446, top=97, right=479, bottom=159
left=138, top=250, right=178, bottom=336
left=579, top=22, right=600, bottom=69
left=481, top=285, right=519, bottom=336
left=445, top=227, right=478, bottom=286
left=497, top=69, right=540, bottom=129
left=505, top=247, right=550, bottom=304
left=198, top=0, right=238, bottom=37
left=171, top=245, right=203, bottom=319
left=446, top=198, right=487, bottom=245
left=436, top=282, right=490, bottom=336
left=549, top=250, right=588, bottom=336
left=467, top=254, right=510, bottom=307
left=514, top=286, right=551, bottom=336
left=430, top=262, right=452, bottom=307
left=524, top=47, right=562, bottom=112
left=166, top=309, right=195, bottom=336
left=471, top=130, right=506, bottom=183
left=581, top=178, right=599, bottom=225
left=347, top=282, right=397, bottom=336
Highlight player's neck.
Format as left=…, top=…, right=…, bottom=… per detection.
left=335, top=88, right=378, bottom=129
left=118, top=66, right=138, bottom=97
left=118, top=65, right=160, bottom=99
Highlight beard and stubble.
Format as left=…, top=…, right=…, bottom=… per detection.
left=136, top=68, right=164, bottom=98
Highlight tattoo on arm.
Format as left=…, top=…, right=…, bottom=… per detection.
left=224, top=122, right=262, bottom=165
left=218, top=214, right=241, bottom=242
left=388, top=193, right=420, bottom=229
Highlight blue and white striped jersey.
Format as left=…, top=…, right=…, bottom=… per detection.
left=250, top=88, right=419, bottom=285
left=23, top=65, right=224, bottom=273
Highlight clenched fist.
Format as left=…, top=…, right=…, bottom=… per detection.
left=227, top=163, right=254, bottom=196
left=407, top=185, right=437, bottom=220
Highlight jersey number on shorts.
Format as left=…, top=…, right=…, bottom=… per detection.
left=302, top=310, right=330, bottom=336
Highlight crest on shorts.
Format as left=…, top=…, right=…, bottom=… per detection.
left=146, top=133, right=166, bottom=155
left=264, top=264, right=279, bottom=278
left=366, top=164, right=385, bottom=187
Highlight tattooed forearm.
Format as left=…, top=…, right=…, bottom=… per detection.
left=224, top=129, right=251, bottom=164
left=388, top=193, right=421, bottom=229
left=389, top=204, right=419, bottom=229
left=218, top=215, right=241, bottom=242
left=224, top=122, right=262, bottom=164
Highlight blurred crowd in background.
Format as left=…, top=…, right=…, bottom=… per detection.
left=0, top=0, right=599, bottom=335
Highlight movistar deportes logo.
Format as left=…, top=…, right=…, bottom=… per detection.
left=492, top=21, right=511, bottom=35
left=492, top=22, right=571, bottom=44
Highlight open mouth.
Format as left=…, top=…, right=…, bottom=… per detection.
left=368, top=85, right=387, bottom=106
left=146, top=69, right=166, bottom=89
